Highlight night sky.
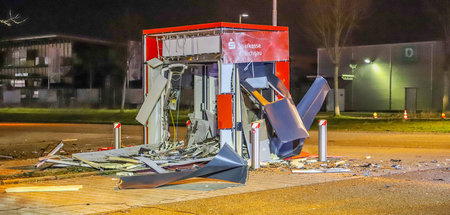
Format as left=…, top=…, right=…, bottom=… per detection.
left=0, top=0, right=442, bottom=56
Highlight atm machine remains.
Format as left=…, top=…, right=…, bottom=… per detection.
left=136, top=22, right=330, bottom=161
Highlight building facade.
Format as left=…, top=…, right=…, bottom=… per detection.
left=0, top=35, right=142, bottom=108
left=318, top=41, right=448, bottom=113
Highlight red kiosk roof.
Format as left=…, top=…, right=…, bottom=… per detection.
left=143, top=22, right=288, bottom=35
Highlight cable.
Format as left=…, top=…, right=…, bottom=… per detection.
left=169, top=108, right=176, bottom=148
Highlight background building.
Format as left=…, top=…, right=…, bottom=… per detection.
left=318, top=41, right=448, bottom=113
left=0, top=35, right=142, bottom=108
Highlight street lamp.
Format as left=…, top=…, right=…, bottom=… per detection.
left=239, top=13, right=249, bottom=24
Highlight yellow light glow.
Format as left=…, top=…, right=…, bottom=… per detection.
left=372, top=64, right=381, bottom=73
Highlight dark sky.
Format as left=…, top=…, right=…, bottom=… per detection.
left=0, top=0, right=442, bottom=56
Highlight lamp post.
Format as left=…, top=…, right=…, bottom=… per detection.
left=239, top=13, right=248, bottom=24
left=273, top=0, right=277, bottom=26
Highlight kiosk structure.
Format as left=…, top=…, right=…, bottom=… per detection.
left=137, top=22, right=329, bottom=159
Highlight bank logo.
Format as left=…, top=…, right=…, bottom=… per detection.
left=228, top=39, right=236, bottom=50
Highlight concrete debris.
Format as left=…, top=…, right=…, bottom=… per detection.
left=391, top=165, right=402, bottom=170
left=44, top=159, right=91, bottom=168
left=290, top=159, right=305, bottom=169
left=291, top=168, right=350, bottom=174
left=31, top=137, right=223, bottom=182
left=335, top=160, right=345, bottom=166
left=0, top=155, right=13, bottom=159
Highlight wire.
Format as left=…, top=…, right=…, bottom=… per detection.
left=169, top=109, right=176, bottom=148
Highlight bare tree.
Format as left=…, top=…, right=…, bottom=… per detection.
left=426, top=0, right=450, bottom=114
left=109, top=9, right=145, bottom=112
left=302, top=0, right=370, bottom=116
left=0, top=10, right=27, bottom=26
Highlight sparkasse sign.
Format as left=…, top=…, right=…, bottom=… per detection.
left=221, top=31, right=289, bottom=64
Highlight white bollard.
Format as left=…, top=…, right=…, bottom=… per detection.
left=318, top=119, right=327, bottom=162
left=114, top=122, right=121, bottom=149
left=251, top=122, right=260, bottom=169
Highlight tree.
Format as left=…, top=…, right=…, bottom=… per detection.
left=302, top=0, right=371, bottom=116
left=426, top=0, right=450, bottom=114
left=0, top=10, right=26, bottom=26
left=109, top=9, right=145, bottom=112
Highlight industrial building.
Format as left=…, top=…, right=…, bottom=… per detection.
left=317, top=40, right=448, bottom=113
left=0, top=35, right=142, bottom=107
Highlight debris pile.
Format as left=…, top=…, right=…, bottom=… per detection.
left=33, top=138, right=247, bottom=189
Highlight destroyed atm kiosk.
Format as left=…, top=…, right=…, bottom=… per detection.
left=137, top=22, right=327, bottom=159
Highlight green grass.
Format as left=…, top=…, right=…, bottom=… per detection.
left=0, top=108, right=448, bottom=132
left=0, top=108, right=190, bottom=125
left=0, top=108, right=140, bottom=124
left=310, top=117, right=450, bottom=133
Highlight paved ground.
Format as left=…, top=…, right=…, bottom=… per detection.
left=0, top=123, right=448, bottom=214
left=105, top=168, right=450, bottom=215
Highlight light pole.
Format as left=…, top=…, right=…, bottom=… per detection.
left=273, top=0, right=277, bottom=26
left=239, top=13, right=248, bottom=24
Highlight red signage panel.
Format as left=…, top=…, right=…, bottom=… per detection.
left=221, top=31, right=289, bottom=64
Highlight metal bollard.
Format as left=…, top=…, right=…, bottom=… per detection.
left=318, top=119, right=327, bottom=162
left=251, top=122, right=260, bottom=169
left=114, top=122, right=121, bottom=149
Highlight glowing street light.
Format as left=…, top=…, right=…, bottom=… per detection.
left=364, top=58, right=372, bottom=64
left=239, top=13, right=249, bottom=24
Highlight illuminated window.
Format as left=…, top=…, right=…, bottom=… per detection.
left=11, top=80, right=25, bottom=87
left=33, top=90, right=39, bottom=98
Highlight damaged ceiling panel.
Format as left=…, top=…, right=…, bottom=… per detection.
left=271, top=76, right=330, bottom=158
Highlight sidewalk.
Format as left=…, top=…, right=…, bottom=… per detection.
left=0, top=169, right=354, bottom=214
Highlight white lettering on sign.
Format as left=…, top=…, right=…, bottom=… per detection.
left=15, top=73, right=28, bottom=77
left=405, top=48, right=414, bottom=58
left=249, top=51, right=263, bottom=57
left=228, top=39, right=236, bottom=50
left=244, top=43, right=262, bottom=49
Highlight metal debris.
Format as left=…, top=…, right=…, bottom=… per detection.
left=291, top=168, right=350, bottom=174
left=35, top=142, right=64, bottom=168
left=118, top=144, right=248, bottom=189
left=0, top=155, right=13, bottom=159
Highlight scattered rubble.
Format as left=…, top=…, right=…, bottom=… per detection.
left=0, top=155, right=13, bottom=159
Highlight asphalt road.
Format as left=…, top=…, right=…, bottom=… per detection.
left=0, top=123, right=143, bottom=158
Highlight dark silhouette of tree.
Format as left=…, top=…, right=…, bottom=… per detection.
left=426, top=0, right=450, bottom=113
left=302, top=0, right=371, bottom=116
